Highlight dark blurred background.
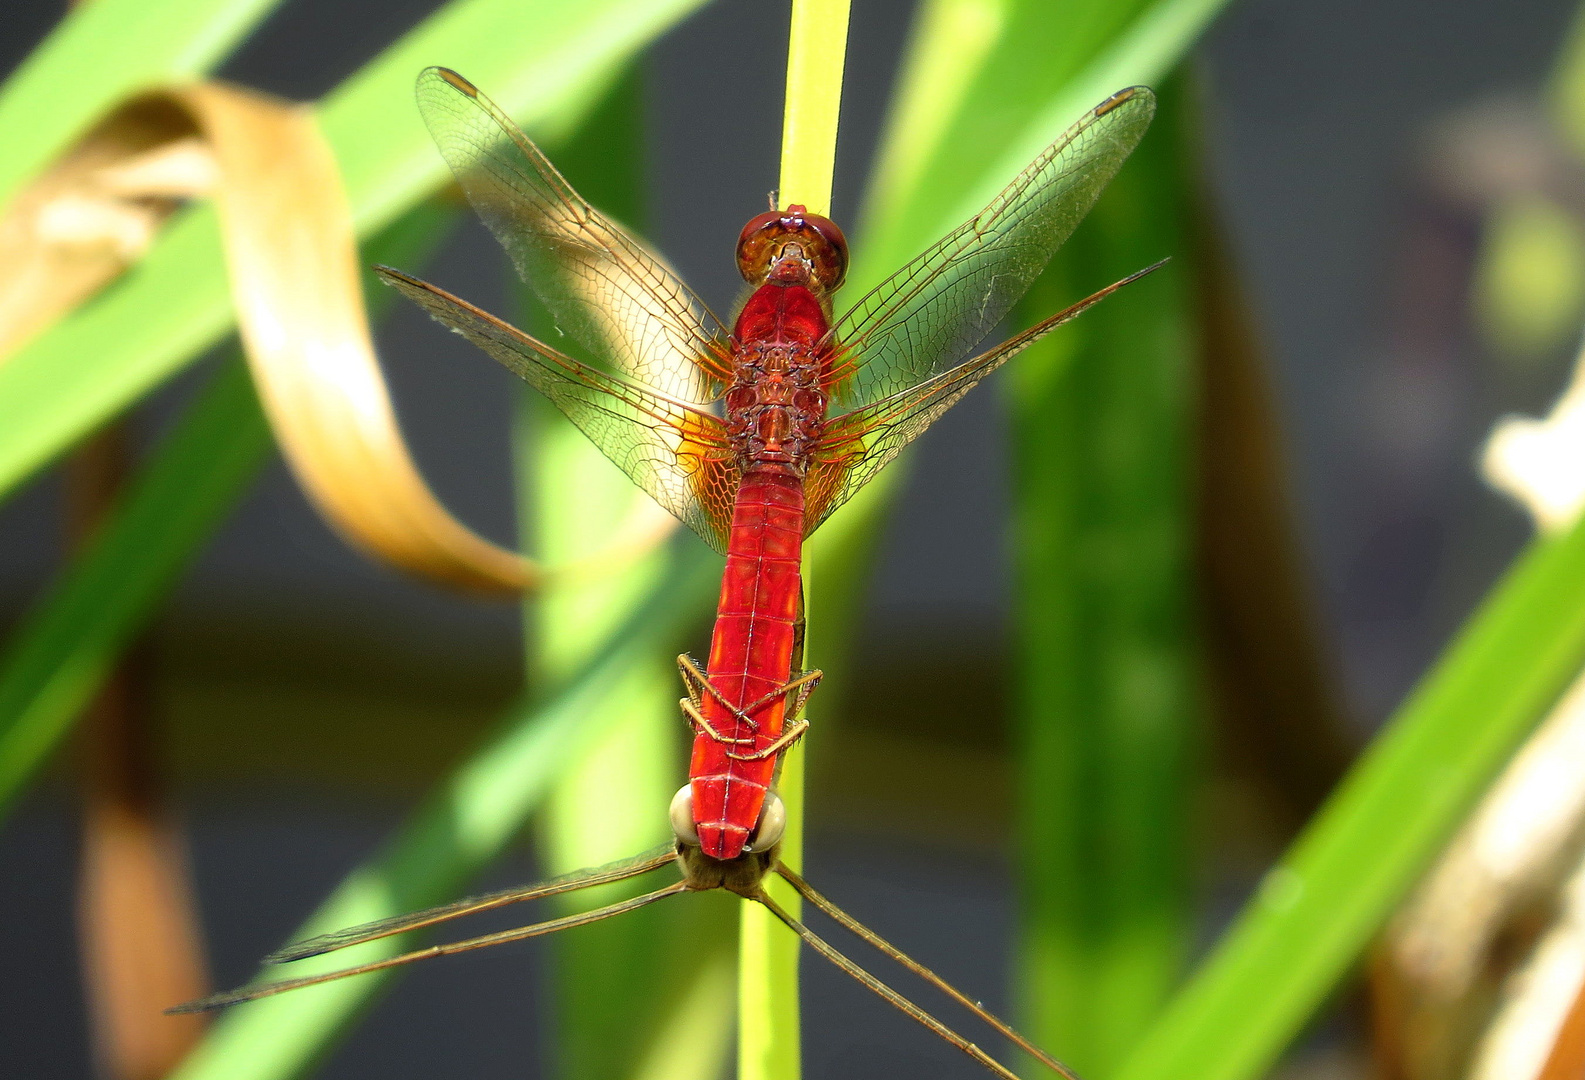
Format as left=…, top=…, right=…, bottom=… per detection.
left=2, top=0, right=1580, bottom=1076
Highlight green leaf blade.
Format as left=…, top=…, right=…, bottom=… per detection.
left=1119, top=518, right=1585, bottom=1080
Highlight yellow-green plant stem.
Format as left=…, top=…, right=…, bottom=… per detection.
left=776, top=0, right=851, bottom=218
left=739, top=5, right=850, bottom=1080
left=788, top=6, right=1232, bottom=1080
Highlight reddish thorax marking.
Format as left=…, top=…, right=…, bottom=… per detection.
left=688, top=223, right=838, bottom=859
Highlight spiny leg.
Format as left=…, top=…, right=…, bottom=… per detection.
left=677, top=654, right=822, bottom=745
left=680, top=697, right=758, bottom=747
left=170, top=881, right=689, bottom=1013
left=680, top=697, right=811, bottom=760
left=676, top=654, right=711, bottom=712
left=725, top=718, right=809, bottom=762
left=719, top=668, right=822, bottom=759
left=739, top=668, right=823, bottom=719
left=774, top=865, right=1081, bottom=1080
left=753, top=890, right=1032, bottom=1080
left=677, top=653, right=764, bottom=734
left=721, top=670, right=822, bottom=761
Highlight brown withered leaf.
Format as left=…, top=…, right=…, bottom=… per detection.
left=0, top=83, right=577, bottom=593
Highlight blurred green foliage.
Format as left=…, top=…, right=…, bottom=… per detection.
left=1010, top=78, right=1197, bottom=1077
left=1474, top=195, right=1585, bottom=362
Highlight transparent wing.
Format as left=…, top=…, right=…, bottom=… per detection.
left=828, top=87, right=1155, bottom=411
left=171, top=881, right=688, bottom=1014
left=378, top=267, right=739, bottom=552
left=416, top=66, right=731, bottom=404
left=268, top=845, right=677, bottom=964
left=806, top=266, right=1160, bottom=535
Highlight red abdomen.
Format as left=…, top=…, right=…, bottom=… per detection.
left=689, top=464, right=804, bottom=859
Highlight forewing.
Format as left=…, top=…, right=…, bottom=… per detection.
left=378, top=267, right=738, bottom=551
left=828, top=87, right=1155, bottom=411
left=416, top=67, right=731, bottom=404
left=806, top=266, right=1158, bottom=535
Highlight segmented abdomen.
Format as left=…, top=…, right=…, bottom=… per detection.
left=689, top=463, right=804, bottom=860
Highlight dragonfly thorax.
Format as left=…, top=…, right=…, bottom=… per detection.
left=725, top=342, right=827, bottom=466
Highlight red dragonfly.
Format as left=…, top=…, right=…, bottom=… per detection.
left=175, top=68, right=1158, bottom=1080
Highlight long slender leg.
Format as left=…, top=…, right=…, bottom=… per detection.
left=723, top=599, right=820, bottom=761
left=676, top=654, right=710, bottom=711
left=725, top=718, right=809, bottom=762
left=683, top=698, right=815, bottom=759
left=774, top=865, right=1081, bottom=1080
left=266, top=845, right=677, bottom=964
left=680, top=698, right=758, bottom=747
left=170, top=881, right=689, bottom=1013
left=738, top=668, right=823, bottom=719
left=787, top=672, right=820, bottom=718
left=752, top=891, right=1030, bottom=1080
left=678, top=654, right=822, bottom=740
left=678, top=654, right=763, bottom=733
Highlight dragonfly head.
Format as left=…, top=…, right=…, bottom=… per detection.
left=736, top=205, right=848, bottom=294
left=669, top=784, right=787, bottom=859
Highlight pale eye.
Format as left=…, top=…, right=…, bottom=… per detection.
left=669, top=785, right=700, bottom=848
left=744, top=793, right=786, bottom=852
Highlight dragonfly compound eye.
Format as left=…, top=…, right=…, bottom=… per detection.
left=744, top=793, right=786, bottom=852
left=669, top=784, right=701, bottom=848
left=736, top=205, right=849, bottom=292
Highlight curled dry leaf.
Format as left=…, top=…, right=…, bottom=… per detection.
left=184, top=81, right=532, bottom=594
left=0, top=82, right=678, bottom=594
left=0, top=98, right=201, bottom=357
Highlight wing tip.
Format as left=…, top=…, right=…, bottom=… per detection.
left=165, top=991, right=242, bottom=1015
left=1122, top=256, right=1171, bottom=288
left=425, top=66, right=479, bottom=97
left=1095, top=84, right=1156, bottom=118
left=370, top=263, right=416, bottom=288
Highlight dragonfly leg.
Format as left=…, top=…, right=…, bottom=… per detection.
left=724, top=670, right=821, bottom=759
left=739, top=668, right=823, bottom=719
left=725, top=717, right=809, bottom=762
left=677, top=654, right=763, bottom=732
left=680, top=698, right=758, bottom=747
left=262, top=845, right=677, bottom=964
left=679, top=658, right=822, bottom=759
left=169, top=879, right=689, bottom=1014
left=675, top=654, right=710, bottom=710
